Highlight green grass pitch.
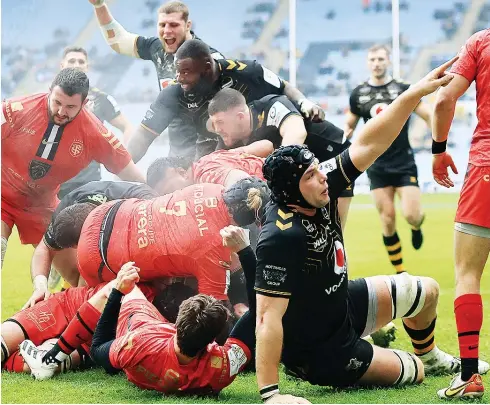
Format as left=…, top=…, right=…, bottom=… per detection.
left=1, top=193, right=488, bottom=403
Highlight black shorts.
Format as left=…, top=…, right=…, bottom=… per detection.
left=367, top=167, right=419, bottom=190
left=282, top=279, right=374, bottom=387
left=338, top=181, right=355, bottom=198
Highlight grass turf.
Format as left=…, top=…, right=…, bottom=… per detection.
left=1, top=193, right=488, bottom=403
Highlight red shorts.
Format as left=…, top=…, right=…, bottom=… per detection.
left=455, top=164, right=490, bottom=228
left=6, top=285, right=103, bottom=346
left=1, top=198, right=54, bottom=244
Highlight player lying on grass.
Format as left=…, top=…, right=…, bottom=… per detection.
left=19, top=227, right=257, bottom=396
left=25, top=181, right=159, bottom=309
left=251, top=58, right=489, bottom=404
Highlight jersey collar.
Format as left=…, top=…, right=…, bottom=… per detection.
left=367, top=75, right=393, bottom=87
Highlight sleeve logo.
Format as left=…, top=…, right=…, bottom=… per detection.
left=267, top=101, right=291, bottom=128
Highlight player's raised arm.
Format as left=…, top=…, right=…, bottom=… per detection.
left=349, top=57, right=457, bottom=173
left=89, top=0, right=140, bottom=58
left=282, top=82, right=325, bottom=122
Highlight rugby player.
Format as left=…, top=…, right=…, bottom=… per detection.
left=252, top=59, right=490, bottom=404
left=89, top=0, right=224, bottom=158
left=207, top=88, right=353, bottom=230
left=127, top=39, right=323, bottom=161
left=58, top=46, right=134, bottom=199
left=24, top=181, right=158, bottom=309
left=1, top=68, right=144, bottom=268
left=432, top=29, right=490, bottom=399
left=345, top=44, right=432, bottom=273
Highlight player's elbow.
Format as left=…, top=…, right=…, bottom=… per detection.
left=434, top=90, right=457, bottom=112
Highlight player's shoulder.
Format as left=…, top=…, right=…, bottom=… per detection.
left=261, top=203, right=304, bottom=241
left=392, top=78, right=411, bottom=89
left=350, top=81, right=370, bottom=95
left=468, top=28, right=490, bottom=44
left=218, top=59, right=259, bottom=76
left=4, top=92, right=46, bottom=113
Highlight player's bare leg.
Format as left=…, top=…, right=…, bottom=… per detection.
left=338, top=197, right=352, bottom=232
left=438, top=229, right=490, bottom=399
left=372, top=187, right=406, bottom=274
left=1, top=220, right=12, bottom=268
left=396, top=186, right=425, bottom=250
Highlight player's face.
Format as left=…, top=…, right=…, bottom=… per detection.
left=158, top=12, right=190, bottom=54
left=48, top=86, right=85, bottom=126
left=175, top=57, right=207, bottom=92
left=367, top=49, right=390, bottom=79
left=154, top=167, right=192, bottom=195
left=60, top=52, right=89, bottom=74
left=211, top=110, right=250, bottom=147
left=299, top=159, right=330, bottom=207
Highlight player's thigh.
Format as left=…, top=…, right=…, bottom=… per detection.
left=396, top=185, right=422, bottom=219
left=359, top=345, right=423, bottom=386
left=1, top=321, right=27, bottom=355
left=454, top=229, right=490, bottom=293
left=371, top=187, right=396, bottom=216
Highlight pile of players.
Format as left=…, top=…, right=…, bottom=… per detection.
left=1, top=0, right=489, bottom=401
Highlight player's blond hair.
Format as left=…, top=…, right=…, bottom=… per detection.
left=158, top=1, right=189, bottom=21
left=247, top=187, right=265, bottom=222
left=368, top=44, right=391, bottom=58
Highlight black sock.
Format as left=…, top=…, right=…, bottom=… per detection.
left=383, top=232, right=405, bottom=273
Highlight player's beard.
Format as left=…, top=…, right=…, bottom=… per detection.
left=48, top=105, right=81, bottom=126
left=189, top=75, right=213, bottom=96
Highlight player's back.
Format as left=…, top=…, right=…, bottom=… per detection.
left=193, top=150, right=265, bottom=185
left=118, top=183, right=231, bottom=277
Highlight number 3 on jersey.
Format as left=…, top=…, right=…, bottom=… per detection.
left=159, top=200, right=187, bottom=216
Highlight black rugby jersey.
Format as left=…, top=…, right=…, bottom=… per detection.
left=349, top=79, right=416, bottom=174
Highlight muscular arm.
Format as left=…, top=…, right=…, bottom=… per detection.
left=414, top=100, right=432, bottom=129
left=283, top=82, right=307, bottom=105
left=115, top=161, right=146, bottom=182
left=432, top=74, right=471, bottom=142
left=279, top=115, right=308, bottom=146
left=235, top=140, right=274, bottom=157
left=344, top=110, right=360, bottom=141
left=30, top=241, right=56, bottom=282
left=109, top=114, right=134, bottom=145
left=92, top=1, right=140, bottom=58
left=127, top=126, right=157, bottom=163
left=256, top=295, right=289, bottom=389
left=223, top=169, right=253, bottom=189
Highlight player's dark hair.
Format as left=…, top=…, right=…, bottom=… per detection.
left=158, top=1, right=189, bottom=21
left=62, top=46, right=88, bottom=60
left=50, top=68, right=90, bottom=101
left=53, top=203, right=96, bottom=249
left=208, top=88, right=247, bottom=116
left=175, top=294, right=228, bottom=357
left=147, top=156, right=193, bottom=188
left=368, top=44, right=391, bottom=57
left=175, top=39, right=211, bottom=61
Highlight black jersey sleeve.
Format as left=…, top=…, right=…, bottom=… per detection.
left=95, top=91, right=121, bottom=123
left=349, top=88, right=362, bottom=116
left=140, top=84, right=180, bottom=136
left=135, top=36, right=160, bottom=60
left=320, top=148, right=363, bottom=201
left=262, top=95, right=301, bottom=130
left=255, top=207, right=306, bottom=298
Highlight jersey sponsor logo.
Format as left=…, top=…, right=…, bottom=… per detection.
left=4, top=101, right=14, bottom=127
left=262, top=66, right=281, bottom=88
left=187, top=102, right=199, bottom=109
left=159, top=200, right=187, bottom=216
left=86, top=193, right=108, bottom=205
left=193, top=185, right=218, bottom=236
left=28, top=160, right=51, bottom=180
left=20, top=127, right=36, bottom=135
left=100, top=127, right=122, bottom=149
left=70, top=140, right=84, bottom=157
left=10, top=101, right=23, bottom=112
left=225, top=60, right=247, bottom=71
left=227, top=344, right=247, bottom=377
left=358, top=86, right=371, bottom=95
left=144, top=108, right=155, bottom=121
left=359, top=95, right=371, bottom=104
left=319, top=157, right=337, bottom=174
left=484, top=175, right=490, bottom=182
left=263, top=264, right=287, bottom=286
left=333, top=240, right=346, bottom=275
left=369, top=102, right=389, bottom=118
left=267, top=101, right=291, bottom=128
left=345, top=357, right=363, bottom=371
left=42, top=138, right=58, bottom=145
left=137, top=203, right=155, bottom=248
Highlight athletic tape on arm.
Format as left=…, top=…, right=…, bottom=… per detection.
left=100, top=20, right=139, bottom=58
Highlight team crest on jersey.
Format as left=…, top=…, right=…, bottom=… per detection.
left=70, top=140, right=84, bottom=157
left=370, top=103, right=389, bottom=118
left=333, top=240, right=347, bottom=275
left=28, top=160, right=51, bottom=180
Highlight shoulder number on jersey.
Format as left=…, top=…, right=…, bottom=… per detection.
left=266, top=101, right=291, bottom=128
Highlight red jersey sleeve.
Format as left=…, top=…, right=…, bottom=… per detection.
left=85, top=112, right=132, bottom=174
left=197, top=247, right=232, bottom=301
left=451, top=33, right=479, bottom=83
left=208, top=337, right=251, bottom=391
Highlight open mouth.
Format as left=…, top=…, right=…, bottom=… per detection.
left=164, top=38, right=176, bottom=46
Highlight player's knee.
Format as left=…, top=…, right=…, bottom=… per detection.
left=419, top=277, right=439, bottom=310
left=382, top=273, right=426, bottom=319
left=1, top=335, right=9, bottom=366
left=404, top=212, right=421, bottom=227
left=392, top=350, right=424, bottom=386
left=380, top=209, right=396, bottom=229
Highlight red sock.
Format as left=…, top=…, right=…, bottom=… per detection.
left=3, top=350, right=26, bottom=373
left=455, top=294, right=482, bottom=380
left=58, top=302, right=101, bottom=353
